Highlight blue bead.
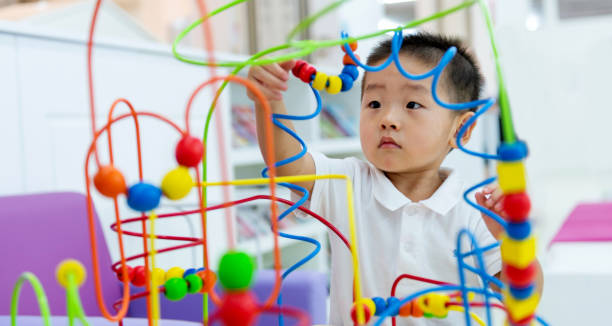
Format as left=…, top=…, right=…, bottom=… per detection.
left=183, top=268, right=197, bottom=278
left=127, top=182, right=162, bottom=212
left=341, top=64, right=359, bottom=80
left=506, top=221, right=531, bottom=240
left=509, top=283, right=535, bottom=300
left=196, top=267, right=205, bottom=273
left=497, top=141, right=528, bottom=161
left=386, top=297, right=400, bottom=316
left=338, top=73, right=354, bottom=92
left=372, top=297, right=386, bottom=316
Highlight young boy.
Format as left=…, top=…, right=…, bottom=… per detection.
left=246, top=32, right=542, bottom=325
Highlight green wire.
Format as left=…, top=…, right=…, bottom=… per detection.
left=286, top=0, right=348, bottom=42
left=11, top=272, right=52, bottom=326
left=66, top=273, right=90, bottom=326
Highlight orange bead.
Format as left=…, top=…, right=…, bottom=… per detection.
left=399, top=301, right=412, bottom=317
left=341, top=41, right=358, bottom=53
left=343, top=54, right=360, bottom=66
left=411, top=299, right=424, bottom=317
left=197, top=269, right=217, bottom=293
left=94, top=165, right=127, bottom=198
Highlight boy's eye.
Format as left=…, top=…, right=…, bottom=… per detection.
left=406, top=101, right=423, bottom=110
left=368, top=100, right=381, bottom=109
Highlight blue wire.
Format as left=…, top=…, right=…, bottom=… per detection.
left=463, top=177, right=508, bottom=229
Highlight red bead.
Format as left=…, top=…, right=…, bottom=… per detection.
left=175, top=136, right=204, bottom=167
left=350, top=303, right=372, bottom=324
left=343, top=54, right=360, bottom=66
left=217, top=291, right=259, bottom=326
left=115, top=265, right=134, bottom=282
left=291, top=60, right=307, bottom=76
left=131, top=265, right=147, bottom=287
left=340, top=41, right=358, bottom=53
left=298, top=65, right=316, bottom=83
left=502, top=193, right=531, bottom=222
left=94, top=165, right=127, bottom=198
left=504, top=262, right=537, bottom=288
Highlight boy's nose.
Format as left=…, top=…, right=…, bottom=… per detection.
left=380, top=121, right=398, bottom=130
left=380, top=112, right=399, bottom=130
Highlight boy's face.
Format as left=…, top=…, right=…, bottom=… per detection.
left=359, top=54, right=467, bottom=173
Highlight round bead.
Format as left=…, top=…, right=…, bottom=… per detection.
left=398, top=301, right=412, bottom=317
left=326, top=75, right=342, bottom=94
left=196, top=267, right=205, bottom=272
left=299, top=64, right=316, bottom=83
left=504, top=262, right=537, bottom=288
left=343, top=54, right=360, bottom=66
left=185, top=273, right=203, bottom=293
left=386, top=297, right=401, bottom=316
left=126, top=182, right=161, bottom=212
left=341, top=64, right=359, bottom=80
left=151, top=267, right=166, bottom=286
left=502, top=193, right=531, bottom=222
left=372, top=297, right=386, bottom=316
left=312, top=71, right=328, bottom=90
left=218, top=251, right=254, bottom=291
left=350, top=301, right=372, bottom=324
left=56, top=259, right=86, bottom=288
left=509, top=314, right=536, bottom=326
left=427, top=293, right=450, bottom=318
left=115, top=265, right=134, bottom=282
left=507, top=221, right=531, bottom=240
left=183, top=268, right=197, bottom=278
left=292, top=60, right=307, bottom=76
left=161, top=166, right=193, bottom=200
left=217, top=291, right=259, bottom=326
left=509, top=283, right=535, bottom=300
left=93, top=165, right=127, bottom=198
left=338, top=73, right=354, bottom=92
left=164, top=277, right=188, bottom=301
left=175, top=135, right=204, bottom=167
left=411, top=299, right=424, bottom=317
left=197, top=269, right=217, bottom=293
left=131, top=265, right=147, bottom=287
left=341, top=41, right=358, bottom=53
left=166, top=267, right=185, bottom=281
left=497, top=141, right=528, bottom=161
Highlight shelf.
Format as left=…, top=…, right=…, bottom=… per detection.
left=237, top=220, right=326, bottom=255
left=231, top=137, right=362, bottom=167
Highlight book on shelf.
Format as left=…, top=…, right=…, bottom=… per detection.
left=235, top=203, right=312, bottom=243
left=232, top=105, right=257, bottom=148
left=320, top=104, right=357, bottom=139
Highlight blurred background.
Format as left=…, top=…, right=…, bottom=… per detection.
left=0, top=0, right=611, bottom=325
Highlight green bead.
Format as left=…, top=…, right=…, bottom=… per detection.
left=218, top=251, right=254, bottom=291
left=185, top=274, right=202, bottom=293
left=424, top=312, right=434, bottom=318
left=164, top=277, right=187, bottom=301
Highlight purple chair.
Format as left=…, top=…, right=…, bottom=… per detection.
left=0, top=192, right=119, bottom=316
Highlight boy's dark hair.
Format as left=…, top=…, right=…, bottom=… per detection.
left=361, top=32, right=483, bottom=112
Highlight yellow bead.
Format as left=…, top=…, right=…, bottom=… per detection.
left=56, top=259, right=86, bottom=288
left=355, top=298, right=376, bottom=316
left=497, top=161, right=527, bottom=193
left=326, top=75, right=342, bottom=94
left=161, top=167, right=193, bottom=200
left=427, top=293, right=450, bottom=318
left=151, top=267, right=166, bottom=286
left=166, top=267, right=185, bottom=281
left=501, top=234, right=536, bottom=269
left=503, top=290, right=540, bottom=321
left=312, top=71, right=328, bottom=90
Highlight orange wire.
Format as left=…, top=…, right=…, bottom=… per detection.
left=85, top=111, right=183, bottom=321
left=87, top=0, right=102, bottom=166
left=184, top=75, right=282, bottom=307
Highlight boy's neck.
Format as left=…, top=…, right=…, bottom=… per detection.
left=384, top=167, right=448, bottom=203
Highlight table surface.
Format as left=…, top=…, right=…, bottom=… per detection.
left=0, top=315, right=201, bottom=325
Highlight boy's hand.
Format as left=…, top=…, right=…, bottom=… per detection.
left=247, top=60, right=295, bottom=102
left=475, top=183, right=506, bottom=239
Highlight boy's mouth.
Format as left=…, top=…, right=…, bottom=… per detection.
left=378, top=136, right=401, bottom=149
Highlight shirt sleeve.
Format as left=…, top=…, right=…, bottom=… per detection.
left=290, top=151, right=358, bottom=225
left=470, top=210, right=503, bottom=277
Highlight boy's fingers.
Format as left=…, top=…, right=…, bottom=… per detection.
left=262, top=63, right=290, bottom=81
left=279, top=59, right=296, bottom=72
left=251, top=66, right=288, bottom=91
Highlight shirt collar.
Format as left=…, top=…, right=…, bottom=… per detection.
left=372, top=166, right=463, bottom=215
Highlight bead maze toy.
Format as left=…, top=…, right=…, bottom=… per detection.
left=9, top=0, right=550, bottom=325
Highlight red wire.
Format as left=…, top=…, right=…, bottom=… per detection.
left=390, top=274, right=453, bottom=326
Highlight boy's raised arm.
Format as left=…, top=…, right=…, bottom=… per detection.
left=247, top=60, right=315, bottom=196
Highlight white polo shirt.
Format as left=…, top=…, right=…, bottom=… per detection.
left=297, top=152, right=501, bottom=326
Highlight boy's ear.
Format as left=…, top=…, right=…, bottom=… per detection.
left=449, top=111, right=476, bottom=149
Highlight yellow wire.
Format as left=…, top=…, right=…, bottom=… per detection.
left=199, top=174, right=365, bottom=322
left=448, top=306, right=486, bottom=326
left=148, top=211, right=160, bottom=325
